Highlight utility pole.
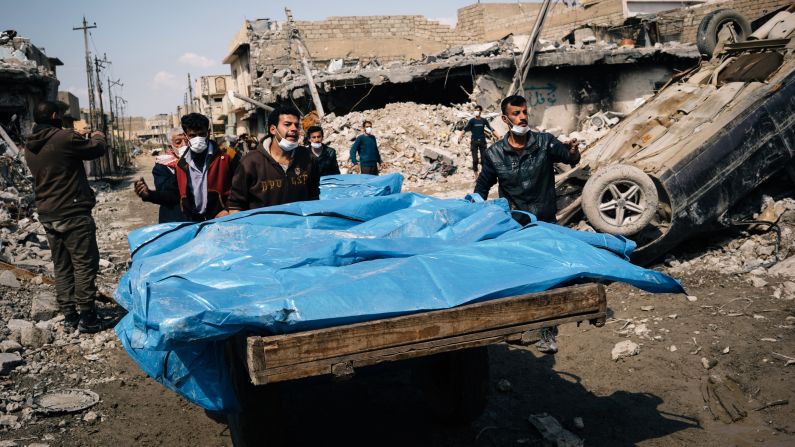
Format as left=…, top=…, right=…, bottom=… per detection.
left=72, top=17, right=98, bottom=129
left=116, top=96, right=127, bottom=163
left=94, top=54, right=111, bottom=134
left=284, top=8, right=325, bottom=118
left=108, top=79, right=123, bottom=165
left=187, top=73, right=194, bottom=113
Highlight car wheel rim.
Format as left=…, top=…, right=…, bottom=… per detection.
left=598, top=181, right=647, bottom=226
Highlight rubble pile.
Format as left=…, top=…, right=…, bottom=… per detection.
left=666, top=197, right=795, bottom=297
left=322, top=102, right=491, bottom=189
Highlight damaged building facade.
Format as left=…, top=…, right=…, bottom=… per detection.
left=223, top=0, right=792, bottom=137
left=0, top=31, right=61, bottom=154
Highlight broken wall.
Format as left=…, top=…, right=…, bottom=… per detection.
left=475, top=63, right=677, bottom=134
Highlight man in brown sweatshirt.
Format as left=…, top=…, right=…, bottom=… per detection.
left=25, top=101, right=107, bottom=333
left=227, top=106, right=320, bottom=212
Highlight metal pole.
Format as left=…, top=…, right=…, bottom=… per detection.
left=72, top=17, right=97, bottom=129
left=285, top=8, right=325, bottom=118
left=509, top=0, right=553, bottom=96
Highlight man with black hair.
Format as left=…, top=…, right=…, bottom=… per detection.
left=462, top=105, right=497, bottom=176
left=349, top=120, right=382, bottom=175
left=306, top=125, right=340, bottom=177
left=174, top=113, right=241, bottom=221
left=474, top=95, right=579, bottom=354
left=25, top=101, right=107, bottom=333
left=228, top=106, right=320, bottom=211
left=475, top=94, right=579, bottom=224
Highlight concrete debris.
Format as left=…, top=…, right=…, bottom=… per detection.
left=612, top=340, right=640, bottom=361
left=0, top=340, right=22, bottom=353
left=0, top=270, right=20, bottom=288
left=665, top=197, right=795, bottom=299
left=19, top=326, right=53, bottom=349
left=30, top=292, right=58, bottom=321
left=321, top=102, right=494, bottom=190
left=701, top=357, right=718, bottom=370
left=528, top=413, right=584, bottom=447
left=0, top=352, right=23, bottom=375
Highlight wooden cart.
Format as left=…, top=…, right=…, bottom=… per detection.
left=227, top=283, right=607, bottom=446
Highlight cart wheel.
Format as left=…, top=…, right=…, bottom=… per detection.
left=227, top=343, right=285, bottom=447
left=417, top=347, right=490, bottom=424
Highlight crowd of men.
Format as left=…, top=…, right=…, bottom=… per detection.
left=25, top=95, right=578, bottom=350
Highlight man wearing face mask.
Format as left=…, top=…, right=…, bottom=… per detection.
left=306, top=125, right=340, bottom=177
left=25, top=101, right=107, bottom=333
left=463, top=105, right=497, bottom=176
left=227, top=106, right=320, bottom=211
left=475, top=95, right=579, bottom=225
left=474, top=95, right=579, bottom=355
left=133, top=127, right=188, bottom=223
left=349, top=120, right=382, bottom=175
left=174, top=113, right=241, bottom=221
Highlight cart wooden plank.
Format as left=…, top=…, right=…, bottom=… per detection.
left=247, top=283, right=606, bottom=385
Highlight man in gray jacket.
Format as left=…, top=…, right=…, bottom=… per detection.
left=25, top=101, right=107, bottom=333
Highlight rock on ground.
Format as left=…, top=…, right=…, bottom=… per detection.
left=611, top=340, right=640, bottom=361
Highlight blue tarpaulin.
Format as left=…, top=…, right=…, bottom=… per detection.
left=114, top=192, right=682, bottom=412
left=319, top=173, right=404, bottom=199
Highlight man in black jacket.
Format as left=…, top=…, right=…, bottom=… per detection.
left=306, top=125, right=340, bottom=177
left=25, top=101, right=107, bottom=333
left=473, top=95, right=579, bottom=355
left=133, top=127, right=188, bottom=223
left=474, top=95, right=580, bottom=225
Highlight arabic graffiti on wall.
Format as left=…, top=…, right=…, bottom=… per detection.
left=524, top=83, right=558, bottom=107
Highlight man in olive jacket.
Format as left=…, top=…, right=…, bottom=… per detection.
left=25, top=101, right=107, bottom=333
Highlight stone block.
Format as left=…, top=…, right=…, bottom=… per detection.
left=30, top=292, right=58, bottom=321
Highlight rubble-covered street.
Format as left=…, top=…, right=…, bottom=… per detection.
left=0, top=152, right=792, bottom=446
left=4, top=0, right=795, bottom=445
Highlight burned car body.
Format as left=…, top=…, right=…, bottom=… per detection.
left=557, top=38, right=795, bottom=264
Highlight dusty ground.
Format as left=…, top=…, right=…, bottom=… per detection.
left=1, top=158, right=793, bottom=447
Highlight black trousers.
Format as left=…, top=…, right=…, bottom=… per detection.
left=360, top=165, right=379, bottom=176
left=42, top=215, right=100, bottom=315
left=471, top=140, right=487, bottom=171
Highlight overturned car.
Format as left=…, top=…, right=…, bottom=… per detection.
left=557, top=14, right=795, bottom=264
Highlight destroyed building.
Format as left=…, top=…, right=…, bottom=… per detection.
left=223, top=0, right=793, bottom=137
left=0, top=30, right=61, bottom=154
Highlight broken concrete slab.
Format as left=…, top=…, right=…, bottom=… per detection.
left=528, top=412, right=584, bottom=447
left=0, top=352, right=23, bottom=375
left=30, top=291, right=58, bottom=321
left=0, top=270, right=20, bottom=288
left=612, top=340, right=640, bottom=360
left=0, top=340, right=22, bottom=353
left=19, top=325, right=53, bottom=348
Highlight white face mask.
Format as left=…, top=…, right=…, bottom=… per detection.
left=175, top=145, right=188, bottom=157
left=189, top=136, right=208, bottom=153
left=365, top=127, right=372, bottom=135
left=474, top=111, right=481, bottom=117
left=310, top=142, right=322, bottom=149
left=276, top=129, right=299, bottom=152
left=510, top=125, right=531, bottom=136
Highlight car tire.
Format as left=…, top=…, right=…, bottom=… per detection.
left=697, top=9, right=751, bottom=56
left=582, top=164, right=659, bottom=236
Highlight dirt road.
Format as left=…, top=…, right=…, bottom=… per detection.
left=1, top=159, right=792, bottom=446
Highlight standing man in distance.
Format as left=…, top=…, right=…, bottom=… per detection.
left=349, top=120, right=382, bottom=175
left=227, top=106, right=320, bottom=212
left=133, top=127, right=188, bottom=223
left=306, top=125, right=340, bottom=177
left=473, top=95, right=580, bottom=355
left=462, top=105, right=497, bottom=177
left=174, top=113, right=241, bottom=221
left=25, top=101, right=107, bottom=333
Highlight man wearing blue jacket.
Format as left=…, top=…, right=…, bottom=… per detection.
left=349, top=120, right=382, bottom=175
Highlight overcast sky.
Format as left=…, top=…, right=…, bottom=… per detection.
left=4, top=0, right=512, bottom=117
